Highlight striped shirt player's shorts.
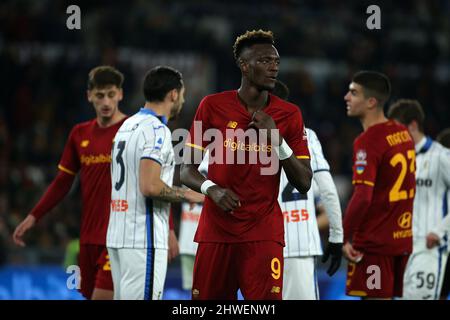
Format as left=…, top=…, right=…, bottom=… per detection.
left=107, top=247, right=168, bottom=300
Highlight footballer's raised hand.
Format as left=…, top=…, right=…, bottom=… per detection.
left=248, top=110, right=281, bottom=146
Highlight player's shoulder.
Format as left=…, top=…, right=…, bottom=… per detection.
left=305, top=127, right=317, bottom=139
left=122, top=111, right=166, bottom=131
left=305, top=128, right=321, bottom=145
left=358, top=120, right=405, bottom=143
left=74, top=118, right=96, bottom=129
left=270, top=94, right=301, bottom=114
left=71, top=118, right=96, bottom=133
left=431, top=140, right=450, bottom=157
left=202, top=90, right=236, bottom=104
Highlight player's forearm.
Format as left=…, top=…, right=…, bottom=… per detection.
left=180, top=163, right=206, bottom=194
left=315, top=171, right=344, bottom=243
left=343, top=184, right=373, bottom=243
left=281, top=157, right=312, bottom=194
left=142, top=179, right=189, bottom=203
left=30, top=170, right=75, bottom=222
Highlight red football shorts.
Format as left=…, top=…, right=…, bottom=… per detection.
left=346, top=252, right=409, bottom=298
left=192, top=241, right=283, bottom=300
left=78, top=244, right=113, bottom=299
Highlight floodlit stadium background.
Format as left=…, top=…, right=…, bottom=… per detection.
left=0, top=0, right=449, bottom=299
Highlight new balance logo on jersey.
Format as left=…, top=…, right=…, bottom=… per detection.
left=227, top=121, right=238, bottom=129
left=271, top=286, right=281, bottom=294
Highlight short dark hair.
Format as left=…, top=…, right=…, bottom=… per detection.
left=143, top=66, right=183, bottom=102
left=387, top=99, right=425, bottom=132
left=272, top=80, right=290, bottom=100
left=352, top=71, right=391, bottom=107
left=437, top=128, right=450, bottom=148
left=87, top=66, right=124, bottom=90
left=233, top=29, right=274, bottom=62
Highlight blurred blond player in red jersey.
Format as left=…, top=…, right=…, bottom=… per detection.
left=13, top=66, right=127, bottom=300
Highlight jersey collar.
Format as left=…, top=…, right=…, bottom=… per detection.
left=138, top=107, right=168, bottom=125
left=416, top=136, right=433, bottom=154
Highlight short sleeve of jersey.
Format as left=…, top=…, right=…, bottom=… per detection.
left=141, top=123, right=167, bottom=165
left=439, top=146, right=450, bottom=188
left=58, top=126, right=80, bottom=175
left=352, top=134, right=380, bottom=187
left=284, top=108, right=310, bottom=160
left=307, top=128, right=330, bottom=173
left=187, top=97, right=211, bottom=151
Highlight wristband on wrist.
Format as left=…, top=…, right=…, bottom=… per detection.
left=200, top=180, right=216, bottom=195
left=274, top=139, right=293, bottom=160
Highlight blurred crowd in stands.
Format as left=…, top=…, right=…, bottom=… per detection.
left=0, top=0, right=449, bottom=265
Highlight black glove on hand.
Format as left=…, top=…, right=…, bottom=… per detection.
left=321, top=242, right=343, bottom=276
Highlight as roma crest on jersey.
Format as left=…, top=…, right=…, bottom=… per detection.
left=355, top=149, right=367, bottom=174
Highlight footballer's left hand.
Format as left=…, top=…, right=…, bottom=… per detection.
left=322, top=242, right=343, bottom=276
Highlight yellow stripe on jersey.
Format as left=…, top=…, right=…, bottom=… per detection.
left=352, top=180, right=375, bottom=187
left=348, top=290, right=367, bottom=297
left=296, top=155, right=310, bottom=159
left=185, top=143, right=205, bottom=151
left=58, top=164, right=76, bottom=176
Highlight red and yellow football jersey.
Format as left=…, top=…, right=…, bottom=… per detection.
left=351, top=120, right=416, bottom=255
left=187, top=90, right=310, bottom=245
left=59, top=118, right=126, bottom=245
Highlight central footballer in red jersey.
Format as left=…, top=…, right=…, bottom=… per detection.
left=13, top=66, right=127, bottom=300
left=181, top=30, right=312, bottom=300
left=343, top=71, right=416, bottom=299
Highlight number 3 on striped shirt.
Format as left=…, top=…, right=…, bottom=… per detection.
left=112, top=140, right=126, bottom=191
left=389, top=150, right=415, bottom=202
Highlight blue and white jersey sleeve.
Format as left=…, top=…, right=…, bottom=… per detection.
left=413, top=139, right=450, bottom=248
left=430, top=147, right=450, bottom=241
left=307, top=128, right=343, bottom=243
left=307, top=128, right=330, bottom=173
left=141, top=124, right=167, bottom=165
